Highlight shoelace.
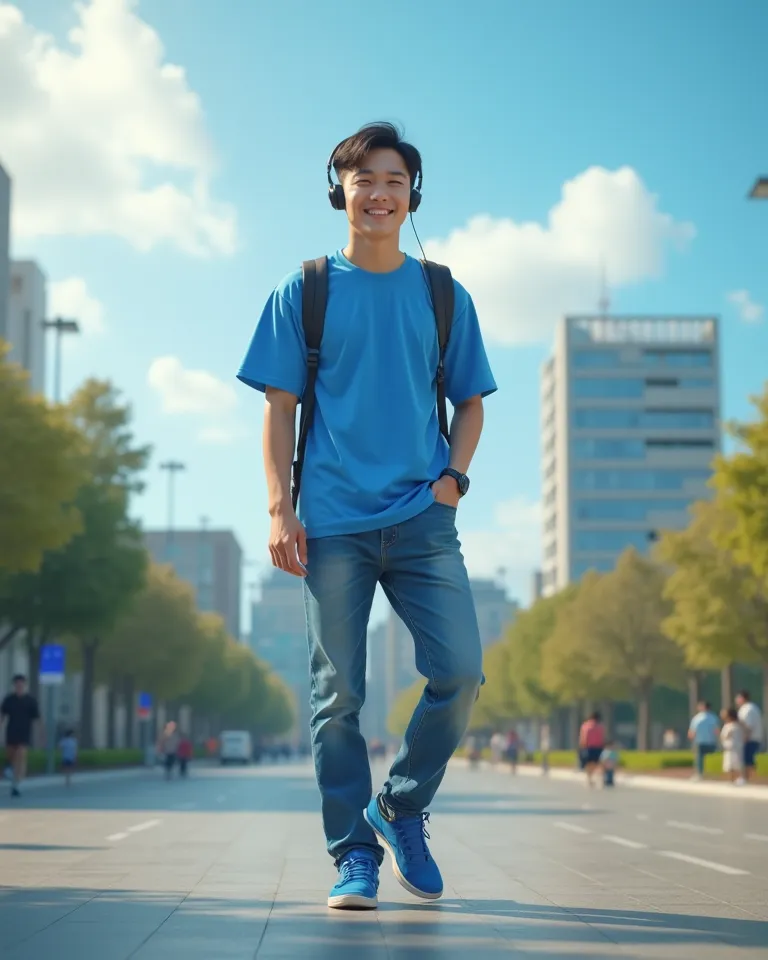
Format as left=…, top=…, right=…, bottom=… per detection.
left=394, top=812, right=432, bottom=863
left=339, top=856, right=378, bottom=886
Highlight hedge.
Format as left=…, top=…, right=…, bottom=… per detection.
left=23, top=749, right=144, bottom=775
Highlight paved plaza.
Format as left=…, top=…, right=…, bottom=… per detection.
left=1, top=759, right=768, bottom=958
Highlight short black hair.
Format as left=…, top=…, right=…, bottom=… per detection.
left=332, top=122, right=422, bottom=186
left=738, top=689, right=751, bottom=701
left=591, top=711, right=602, bottom=722
left=13, top=674, right=26, bottom=683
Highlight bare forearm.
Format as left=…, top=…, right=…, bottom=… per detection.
left=263, top=395, right=297, bottom=516
left=448, top=398, right=484, bottom=474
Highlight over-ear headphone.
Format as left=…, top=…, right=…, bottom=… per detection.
left=326, top=146, right=423, bottom=213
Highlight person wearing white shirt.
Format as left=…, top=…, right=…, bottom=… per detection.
left=736, top=690, right=764, bottom=782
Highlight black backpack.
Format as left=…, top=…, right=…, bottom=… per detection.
left=291, top=256, right=455, bottom=509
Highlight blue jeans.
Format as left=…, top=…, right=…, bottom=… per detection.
left=303, top=501, right=483, bottom=865
left=695, top=742, right=716, bottom=775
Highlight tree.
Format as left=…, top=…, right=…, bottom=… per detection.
left=0, top=380, right=150, bottom=735
left=543, top=550, right=684, bottom=749
left=712, top=385, right=768, bottom=583
left=0, top=341, right=85, bottom=579
left=658, top=498, right=768, bottom=713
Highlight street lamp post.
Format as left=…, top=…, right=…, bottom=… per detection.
left=748, top=177, right=768, bottom=200
left=159, top=460, right=186, bottom=560
left=42, top=317, right=80, bottom=403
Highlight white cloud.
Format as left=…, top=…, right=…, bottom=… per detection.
left=460, top=498, right=542, bottom=602
left=425, top=166, right=695, bottom=345
left=0, top=0, right=236, bottom=256
left=147, top=356, right=237, bottom=416
left=727, top=289, right=764, bottom=324
left=48, top=277, right=105, bottom=335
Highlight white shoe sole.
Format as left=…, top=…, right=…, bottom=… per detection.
left=364, top=809, right=443, bottom=901
left=327, top=893, right=378, bottom=910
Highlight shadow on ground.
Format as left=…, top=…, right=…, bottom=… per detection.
left=0, top=887, right=764, bottom=958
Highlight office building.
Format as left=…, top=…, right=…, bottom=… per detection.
left=0, top=162, right=9, bottom=341
left=541, top=315, right=720, bottom=595
left=249, top=568, right=309, bottom=745
left=6, top=261, right=47, bottom=394
left=144, top=528, right=242, bottom=639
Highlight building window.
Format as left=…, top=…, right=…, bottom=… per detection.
left=571, top=349, right=622, bottom=368
left=572, top=438, right=645, bottom=460
left=572, top=378, right=644, bottom=399
left=644, top=350, right=712, bottom=367
left=571, top=557, right=618, bottom=580
left=646, top=438, right=714, bottom=449
left=573, top=468, right=711, bottom=491
left=574, top=498, right=690, bottom=521
left=573, top=408, right=715, bottom=430
left=574, top=529, right=654, bottom=552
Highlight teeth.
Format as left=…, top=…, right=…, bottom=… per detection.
left=365, top=209, right=390, bottom=215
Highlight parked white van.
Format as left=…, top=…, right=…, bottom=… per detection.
left=219, top=730, right=252, bottom=765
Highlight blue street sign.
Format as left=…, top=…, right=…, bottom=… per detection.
left=39, top=643, right=65, bottom=685
left=137, top=692, right=152, bottom=718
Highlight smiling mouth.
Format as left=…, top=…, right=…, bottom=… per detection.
left=364, top=208, right=394, bottom=216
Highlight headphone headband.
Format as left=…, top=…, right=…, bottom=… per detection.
left=326, top=143, right=422, bottom=212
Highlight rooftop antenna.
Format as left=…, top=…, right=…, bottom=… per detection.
left=598, top=256, right=610, bottom=317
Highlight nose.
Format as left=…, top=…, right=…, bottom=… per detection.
left=368, top=184, right=390, bottom=201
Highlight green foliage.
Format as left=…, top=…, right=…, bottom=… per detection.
left=712, top=385, right=768, bottom=584
left=0, top=341, right=85, bottom=574
left=387, top=680, right=422, bottom=738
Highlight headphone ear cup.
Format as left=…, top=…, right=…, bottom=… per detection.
left=329, top=184, right=346, bottom=210
left=409, top=189, right=422, bottom=213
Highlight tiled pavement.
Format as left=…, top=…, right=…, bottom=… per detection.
left=1, top=759, right=768, bottom=958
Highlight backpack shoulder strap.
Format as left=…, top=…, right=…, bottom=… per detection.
left=421, top=260, right=454, bottom=442
left=291, top=256, right=328, bottom=509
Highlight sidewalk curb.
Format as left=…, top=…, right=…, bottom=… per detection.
left=11, top=766, right=154, bottom=791
left=453, top=758, right=768, bottom=802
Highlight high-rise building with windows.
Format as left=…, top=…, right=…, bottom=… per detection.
left=144, top=528, right=242, bottom=639
left=541, top=315, right=720, bottom=596
left=6, top=261, right=47, bottom=394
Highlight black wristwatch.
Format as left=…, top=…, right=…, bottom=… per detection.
left=440, top=467, right=470, bottom=497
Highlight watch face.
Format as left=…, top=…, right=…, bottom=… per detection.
left=458, top=474, right=470, bottom=496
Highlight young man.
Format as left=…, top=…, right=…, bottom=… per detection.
left=687, top=700, right=720, bottom=781
left=238, top=122, right=496, bottom=910
left=736, top=690, right=763, bottom=783
left=1, top=674, right=41, bottom=798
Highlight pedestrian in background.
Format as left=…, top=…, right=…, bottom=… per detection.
left=540, top=722, right=551, bottom=775
left=157, top=721, right=180, bottom=780
left=600, top=741, right=620, bottom=788
left=59, top=729, right=77, bottom=788
left=578, top=711, right=606, bottom=788
left=736, top=690, right=763, bottom=783
left=504, top=729, right=520, bottom=774
left=177, top=732, right=193, bottom=778
left=490, top=730, right=505, bottom=766
left=1, top=674, right=42, bottom=798
left=688, top=701, right=720, bottom=781
left=720, top=707, right=746, bottom=785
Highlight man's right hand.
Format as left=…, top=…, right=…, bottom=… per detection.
left=269, top=508, right=308, bottom=578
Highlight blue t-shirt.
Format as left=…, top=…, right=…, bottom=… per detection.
left=689, top=711, right=719, bottom=745
left=238, top=250, right=497, bottom=538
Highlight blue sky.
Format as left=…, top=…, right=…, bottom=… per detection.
left=4, top=0, right=768, bottom=622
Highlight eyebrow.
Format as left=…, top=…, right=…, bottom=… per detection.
left=355, top=168, right=407, bottom=178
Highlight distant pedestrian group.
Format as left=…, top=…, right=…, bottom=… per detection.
left=578, top=712, right=619, bottom=788
left=688, top=690, right=763, bottom=785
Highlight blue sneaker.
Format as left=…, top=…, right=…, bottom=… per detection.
left=364, top=794, right=443, bottom=900
left=327, top=849, right=379, bottom=910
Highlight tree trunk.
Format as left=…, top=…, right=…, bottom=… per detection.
left=720, top=664, right=734, bottom=711
left=25, top=632, right=42, bottom=704
left=124, top=675, right=135, bottom=748
left=688, top=672, right=701, bottom=718
left=568, top=704, right=580, bottom=750
left=600, top=700, right=615, bottom=739
left=636, top=685, right=651, bottom=751
left=80, top=638, right=100, bottom=749
left=107, top=683, right=116, bottom=748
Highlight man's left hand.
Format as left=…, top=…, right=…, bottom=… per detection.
left=431, top=475, right=461, bottom=508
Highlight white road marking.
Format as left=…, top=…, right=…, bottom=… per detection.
left=658, top=851, right=749, bottom=876
left=602, top=834, right=647, bottom=850
left=107, top=832, right=128, bottom=841
left=127, top=819, right=162, bottom=834
left=666, top=819, right=724, bottom=835
left=554, top=821, right=591, bottom=835
left=745, top=833, right=768, bottom=842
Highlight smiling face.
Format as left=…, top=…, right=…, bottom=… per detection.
left=341, top=147, right=412, bottom=242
